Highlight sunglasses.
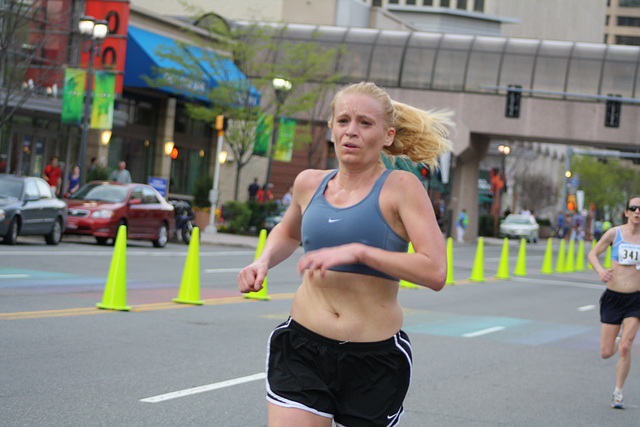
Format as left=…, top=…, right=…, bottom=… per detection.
left=628, top=205, right=640, bottom=212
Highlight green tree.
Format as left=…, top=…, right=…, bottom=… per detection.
left=571, top=155, right=640, bottom=217
left=144, top=9, right=342, bottom=200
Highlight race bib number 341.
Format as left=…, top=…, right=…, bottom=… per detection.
left=618, top=243, right=640, bottom=265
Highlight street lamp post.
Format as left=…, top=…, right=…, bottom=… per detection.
left=77, top=16, right=108, bottom=185
left=204, top=134, right=228, bottom=234
left=262, top=77, right=292, bottom=203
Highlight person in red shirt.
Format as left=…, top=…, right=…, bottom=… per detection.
left=257, top=183, right=274, bottom=203
left=43, top=156, right=62, bottom=196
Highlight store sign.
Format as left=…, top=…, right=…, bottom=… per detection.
left=82, top=0, right=130, bottom=94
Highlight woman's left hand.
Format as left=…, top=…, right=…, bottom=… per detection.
left=298, top=244, right=362, bottom=278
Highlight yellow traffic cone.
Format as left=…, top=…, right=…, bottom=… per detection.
left=587, top=240, right=596, bottom=270
left=400, top=243, right=419, bottom=289
left=541, top=238, right=554, bottom=274
left=495, top=238, right=510, bottom=279
left=603, top=245, right=612, bottom=269
left=469, top=237, right=484, bottom=282
left=97, top=225, right=130, bottom=311
left=174, top=227, right=204, bottom=305
left=513, top=238, right=527, bottom=277
left=555, top=239, right=566, bottom=273
left=565, top=239, right=575, bottom=273
left=245, top=229, right=271, bottom=300
left=575, top=240, right=585, bottom=272
left=446, top=237, right=454, bottom=285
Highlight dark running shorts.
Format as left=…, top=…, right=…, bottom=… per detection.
left=600, top=289, right=640, bottom=325
left=266, top=318, right=412, bottom=427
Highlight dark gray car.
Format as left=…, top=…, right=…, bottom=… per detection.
left=0, top=174, right=67, bottom=245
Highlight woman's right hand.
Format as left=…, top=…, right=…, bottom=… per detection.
left=597, top=268, right=613, bottom=283
left=237, top=262, right=268, bottom=293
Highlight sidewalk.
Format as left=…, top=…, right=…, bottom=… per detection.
left=199, top=230, right=260, bottom=249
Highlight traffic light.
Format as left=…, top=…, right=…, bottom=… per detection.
left=567, top=194, right=576, bottom=211
left=215, top=114, right=228, bottom=131
left=170, top=147, right=178, bottom=159
left=505, top=84, right=521, bottom=118
left=605, top=94, right=621, bottom=128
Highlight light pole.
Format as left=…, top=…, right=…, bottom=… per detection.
left=263, top=77, right=292, bottom=203
left=77, top=16, right=108, bottom=185
left=204, top=136, right=228, bottom=234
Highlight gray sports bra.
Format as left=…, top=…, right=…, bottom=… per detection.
left=301, top=169, right=409, bottom=280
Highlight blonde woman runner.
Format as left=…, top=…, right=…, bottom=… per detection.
left=238, top=82, right=453, bottom=426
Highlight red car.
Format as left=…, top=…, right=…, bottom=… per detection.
left=64, top=182, right=175, bottom=247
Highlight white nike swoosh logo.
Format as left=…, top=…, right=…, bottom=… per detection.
left=328, top=218, right=341, bottom=223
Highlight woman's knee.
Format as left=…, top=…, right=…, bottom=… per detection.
left=602, top=347, right=616, bottom=359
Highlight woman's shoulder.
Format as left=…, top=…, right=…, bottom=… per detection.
left=383, top=169, right=423, bottom=191
left=294, top=169, right=334, bottom=193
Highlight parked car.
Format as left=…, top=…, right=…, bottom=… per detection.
left=499, top=214, right=539, bottom=243
left=263, top=204, right=289, bottom=233
left=0, top=174, right=66, bottom=245
left=64, top=182, right=175, bottom=247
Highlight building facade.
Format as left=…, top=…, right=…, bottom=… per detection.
left=0, top=0, right=256, bottom=203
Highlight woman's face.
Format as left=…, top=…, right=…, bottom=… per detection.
left=625, top=197, right=640, bottom=224
left=330, top=93, right=395, bottom=166
left=73, top=166, right=80, bottom=174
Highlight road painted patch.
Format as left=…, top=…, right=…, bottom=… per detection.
left=403, top=311, right=596, bottom=348
left=0, top=268, right=105, bottom=289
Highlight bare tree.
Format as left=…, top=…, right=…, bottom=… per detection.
left=514, top=173, right=558, bottom=213
left=0, top=0, right=73, bottom=131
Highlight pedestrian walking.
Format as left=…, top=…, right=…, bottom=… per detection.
left=237, top=81, right=453, bottom=426
left=587, top=195, right=640, bottom=409
left=43, top=156, right=62, bottom=196
left=109, top=161, right=131, bottom=183
left=456, top=209, right=468, bottom=243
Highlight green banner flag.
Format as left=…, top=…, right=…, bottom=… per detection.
left=274, top=117, right=296, bottom=162
left=253, top=114, right=272, bottom=156
left=90, top=71, right=115, bottom=129
left=61, top=69, right=86, bottom=125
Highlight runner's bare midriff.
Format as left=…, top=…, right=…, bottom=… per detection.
left=608, top=262, right=640, bottom=293
left=290, top=270, right=403, bottom=342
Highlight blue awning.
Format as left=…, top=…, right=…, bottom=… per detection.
left=124, top=26, right=260, bottom=106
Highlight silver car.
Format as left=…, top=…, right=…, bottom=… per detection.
left=499, top=214, right=539, bottom=243
left=0, top=175, right=67, bottom=245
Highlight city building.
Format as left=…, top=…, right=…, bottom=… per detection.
left=606, top=0, right=640, bottom=45
left=0, top=0, right=257, bottom=202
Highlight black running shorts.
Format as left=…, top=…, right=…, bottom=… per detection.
left=266, top=318, right=412, bottom=426
left=600, top=289, right=640, bottom=325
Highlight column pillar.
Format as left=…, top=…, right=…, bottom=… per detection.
left=449, top=135, right=489, bottom=242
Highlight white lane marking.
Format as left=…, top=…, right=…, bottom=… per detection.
left=204, top=268, right=243, bottom=273
left=463, top=326, right=505, bottom=338
left=140, top=372, right=266, bottom=403
left=0, top=274, right=29, bottom=279
left=578, top=304, right=596, bottom=312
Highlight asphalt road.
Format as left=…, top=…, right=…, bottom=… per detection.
left=1, top=236, right=638, bottom=426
